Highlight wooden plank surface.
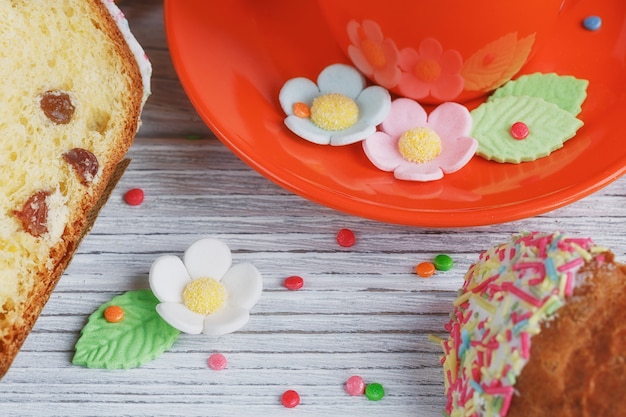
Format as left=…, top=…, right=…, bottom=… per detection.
left=1, top=1, right=624, bottom=416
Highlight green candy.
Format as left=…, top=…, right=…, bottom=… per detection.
left=365, top=383, right=385, bottom=401
left=434, top=254, right=454, bottom=271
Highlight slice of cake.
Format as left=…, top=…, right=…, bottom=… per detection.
left=0, top=0, right=150, bottom=379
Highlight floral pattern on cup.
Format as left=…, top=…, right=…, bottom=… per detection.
left=346, top=19, right=401, bottom=89
left=397, top=38, right=464, bottom=102
left=363, top=98, right=477, bottom=182
left=279, top=63, right=391, bottom=146
left=461, top=33, right=535, bottom=92
left=340, top=20, right=541, bottom=103
left=149, top=238, right=263, bottom=336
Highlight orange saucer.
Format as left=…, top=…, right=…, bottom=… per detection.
left=164, top=0, right=625, bottom=227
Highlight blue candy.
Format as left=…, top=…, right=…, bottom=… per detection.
left=583, top=16, right=602, bottom=31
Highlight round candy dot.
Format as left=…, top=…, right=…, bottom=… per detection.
left=434, top=254, right=454, bottom=271
left=583, top=16, right=602, bottom=31
left=510, top=121, right=529, bottom=140
left=208, top=353, right=227, bottom=370
left=365, top=383, right=385, bottom=401
left=415, top=262, right=435, bottom=278
left=124, top=188, right=144, bottom=206
left=345, top=375, right=366, bottom=396
left=482, top=52, right=495, bottom=66
left=284, top=275, right=304, bottom=291
left=103, top=305, right=124, bottom=323
left=293, top=102, right=311, bottom=118
left=336, top=228, right=356, bottom=247
left=281, top=390, right=300, bottom=408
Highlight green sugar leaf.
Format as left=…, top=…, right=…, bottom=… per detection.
left=471, top=95, right=584, bottom=163
left=73, top=289, right=180, bottom=369
left=489, top=73, right=588, bottom=116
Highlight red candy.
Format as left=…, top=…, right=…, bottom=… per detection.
left=284, top=276, right=304, bottom=291
left=281, top=390, right=300, bottom=408
left=124, top=188, right=144, bottom=206
left=336, top=228, right=356, bottom=247
left=510, top=122, right=529, bottom=140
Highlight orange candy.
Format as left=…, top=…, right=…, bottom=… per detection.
left=293, top=102, right=311, bottom=118
left=104, top=305, right=125, bottom=323
left=416, top=262, right=436, bottom=278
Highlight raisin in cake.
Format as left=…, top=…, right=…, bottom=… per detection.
left=440, top=231, right=626, bottom=417
left=0, top=0, right=150, bottom=378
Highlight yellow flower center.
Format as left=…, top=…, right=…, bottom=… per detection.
left=398, top=127, right=442, bottom=163
left=310, top=93, right=359, bottom=131
left=414, top=59, right=442, bottom=83
left=182, top=278, right=226, bottom=315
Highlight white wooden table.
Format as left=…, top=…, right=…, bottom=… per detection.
left=2, top=1, right=624, bottom=416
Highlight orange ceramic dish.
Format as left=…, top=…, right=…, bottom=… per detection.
left=164, top=0, right=625, bottom=227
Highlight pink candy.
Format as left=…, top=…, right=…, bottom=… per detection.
left=345, top=375, right=365, bottom=396
left=208, top=353, right=227, bottom=370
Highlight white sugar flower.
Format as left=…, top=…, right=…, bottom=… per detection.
left=279, top=63, right=391, bottom=146
left=149, top=238, right=262, bottom=336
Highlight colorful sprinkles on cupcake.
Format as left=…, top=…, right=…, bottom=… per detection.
left=440, top=232, right=607, bottom=417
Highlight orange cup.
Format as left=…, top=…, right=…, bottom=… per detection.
left=316, top=0, right=572, bottom=104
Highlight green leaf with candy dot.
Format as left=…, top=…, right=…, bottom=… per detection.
left=488, top=73, right=589, bottom=116
left=73, top=289, right=180, bottom=369
left=471, top=95, right=584, bottom=163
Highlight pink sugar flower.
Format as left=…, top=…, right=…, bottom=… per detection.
left=346, top=19, right=401, bottom=89
left=363, top=98, right=477, bottom=182
left=397, top=38, right=464, bottom=102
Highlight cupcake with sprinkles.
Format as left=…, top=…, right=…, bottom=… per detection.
left=440, top=231, right=626, bottom=417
